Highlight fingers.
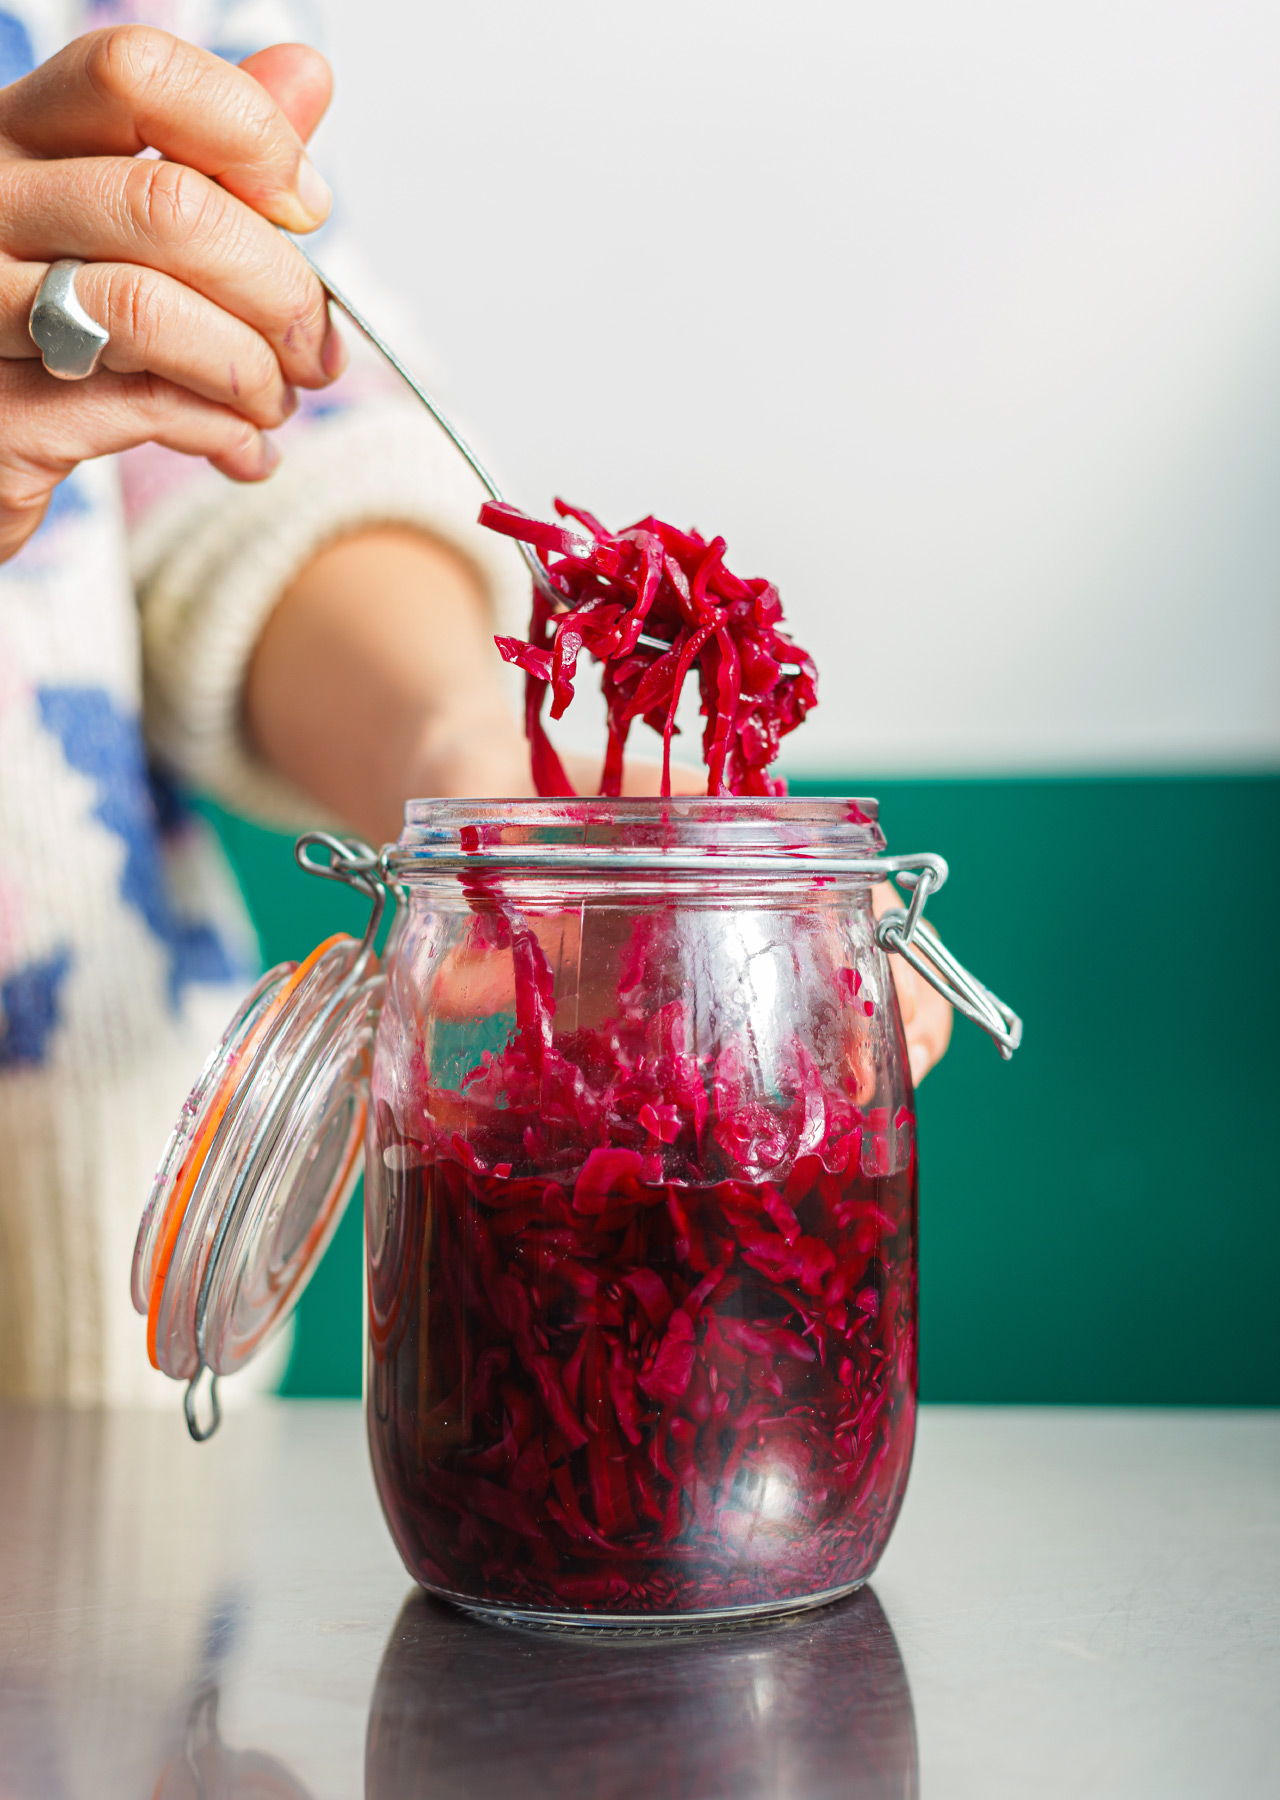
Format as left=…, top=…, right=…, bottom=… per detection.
left=901, top=969, right=953, bottom=1087
left=239, top=46, right=333, bottom=145
left=870, top=880, right=952, bottom=1086
left=0, top=29, right=333, bottom=232
left=0, top=360, right=278, bottom=562
left=618, top=761, right=705, bottom=796
left=645, top=762, right=707, bottom=796
left=1, top=262, right=293, bottom=427
left=0, top=156, right=341, bottom=389
left=561, top=752, right=707, bottom=796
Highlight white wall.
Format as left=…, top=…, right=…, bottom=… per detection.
left=310, top=0, right=1280, bottom=776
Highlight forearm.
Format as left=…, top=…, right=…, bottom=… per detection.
left=243, top=526, right=529, bottom=845
left=242, top=525, right=707, bottom=841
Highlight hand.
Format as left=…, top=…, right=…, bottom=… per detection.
left=872, top=880, right=952, bottom=1086
left=0, top=28, right=344, bottom=561
left=560, top=752, right=706, bottom=799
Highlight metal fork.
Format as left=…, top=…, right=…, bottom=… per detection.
left=292, top=240, right=800, bottom=663
left=290, top=240, right=690, bottom=645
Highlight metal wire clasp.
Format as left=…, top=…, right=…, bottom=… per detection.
left=183, top=1362, right=221, bottom=1442
left=294, top=832, right=393, bottom=954
left=875, top=865, right=1023, bottom=1059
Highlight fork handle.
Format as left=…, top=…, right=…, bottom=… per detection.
left=287, top=235, right=553, bottom=599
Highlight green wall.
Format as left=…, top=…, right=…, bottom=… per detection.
left=206, top=773, right=1280, bottom=1405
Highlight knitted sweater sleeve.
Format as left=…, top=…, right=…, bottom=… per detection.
left=124, top=310, right=529, bottom=832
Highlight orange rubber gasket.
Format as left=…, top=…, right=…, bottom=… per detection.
left=145, top=935, right=351, bottom=1370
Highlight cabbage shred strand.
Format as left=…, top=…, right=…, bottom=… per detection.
left=480, top=500, right=818, bottom=797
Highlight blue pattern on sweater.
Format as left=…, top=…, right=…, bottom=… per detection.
left=41, top=475, right=91, bottom=529
left=37, top=686, right=235, bottom=1006
left=0, top=949, right=72, bottom=1068
left=0, top=11, right=34, bottom=86
left=0, top=476, right=92, bottom=583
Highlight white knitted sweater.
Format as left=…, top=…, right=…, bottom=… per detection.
left=0, top=0, right=526, bottom=1403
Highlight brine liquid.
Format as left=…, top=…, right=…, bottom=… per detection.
left=367, top=1132, right=916, bottom=1617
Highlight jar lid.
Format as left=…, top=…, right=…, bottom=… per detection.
left=132, top=930, right=384, bottom=1399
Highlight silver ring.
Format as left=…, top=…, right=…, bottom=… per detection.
left=28, top=259, right=109, bottom=381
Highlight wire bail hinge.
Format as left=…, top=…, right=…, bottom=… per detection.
left=294, top=832, right=392, bottom=954
left=875, top=864, right=1023, bottom=1058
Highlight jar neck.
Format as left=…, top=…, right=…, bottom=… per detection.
left=393, top=797, right=888, bottom=883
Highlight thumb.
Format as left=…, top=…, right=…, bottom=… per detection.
left=239, top=43, right=333, bottom=144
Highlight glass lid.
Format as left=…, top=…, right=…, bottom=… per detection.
left=132, top=897, right=385, bottom=1432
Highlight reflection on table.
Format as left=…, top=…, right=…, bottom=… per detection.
left=4, top=1402, right=1273, bottom=1796
left=151, top=1687, right=315, bottom=1800
left=365, top=1588, right=917, bottom=1800
left=137, top=1586, right=918, bottom=1800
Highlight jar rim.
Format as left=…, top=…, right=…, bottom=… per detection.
left=391, top=796, right=888, bottom=879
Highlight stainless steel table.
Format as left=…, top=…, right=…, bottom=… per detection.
left=1, top=1403, right=1276, bottom=1798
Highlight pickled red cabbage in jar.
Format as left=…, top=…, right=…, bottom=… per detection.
left=364, top=800, right=917, bottom=1623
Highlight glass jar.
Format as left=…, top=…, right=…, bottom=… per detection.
left=132, top=796, right=1019, bottom=1628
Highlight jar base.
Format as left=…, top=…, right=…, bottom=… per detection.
left=419, top=1576, right=867, bottom=1635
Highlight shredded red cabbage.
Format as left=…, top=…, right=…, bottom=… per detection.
left=479, top=500, right=818, bottom=797
left=365, top=506, right=912, bottom=1616
left=367, top=903, right=917, bottom=1616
